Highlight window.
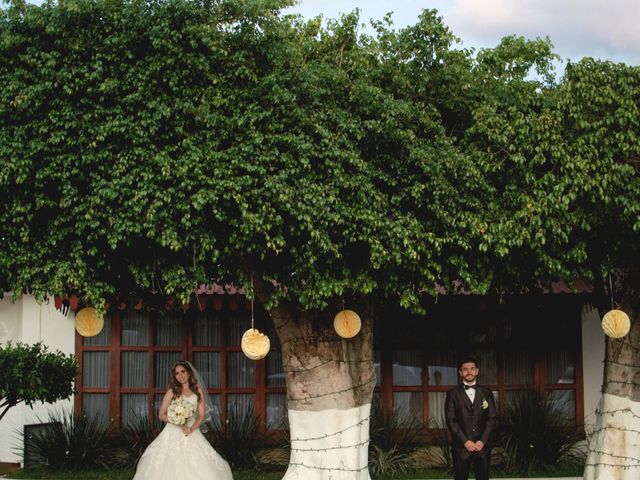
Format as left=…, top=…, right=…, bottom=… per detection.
left=77, top=294, right=583, bottom=433
left=75, top=297, right=287, bottom=429
left=373, top=295, right=584, bottom=431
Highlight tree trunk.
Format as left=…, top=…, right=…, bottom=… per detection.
left=584, top=295, right=640, bottom=479
left=268, top=301, right=376, bottom=480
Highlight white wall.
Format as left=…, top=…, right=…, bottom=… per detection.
left=581, top=303, right=605, bottom=431
left=0, top=294, right=76, bottom=464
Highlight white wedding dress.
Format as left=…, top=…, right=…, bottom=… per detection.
left=132, top=394, right=233, bottom=480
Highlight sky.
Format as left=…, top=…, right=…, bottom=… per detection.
left=285, top=0, right=640, bottom=70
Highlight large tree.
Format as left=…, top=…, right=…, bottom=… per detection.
left=459, top=49, right=640, bottom=478
left=1, top=1, right=639, bottom=478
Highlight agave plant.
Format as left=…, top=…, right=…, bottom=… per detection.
left=113, top=412, right=162, bottom=468
left=498, top=390, right=585, bottom=475
left=369, top=445, right=409, bottom=478
left=206, top=405, right=271, bottom=470
left=21, top=409, right=114, bottom=470
left=426, top=417, right=453, bottom=471
left=368, top=400, right=421, bottom=477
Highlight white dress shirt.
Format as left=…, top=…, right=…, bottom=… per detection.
left=463, top=382, right=476, bottom=403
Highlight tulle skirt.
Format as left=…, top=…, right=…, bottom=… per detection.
left=132, top=423, right=233, bottom=480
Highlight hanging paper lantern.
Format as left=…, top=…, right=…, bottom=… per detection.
left=601, top=309, right=631, bottom=338
left=75, top=307, right=105, bottom=337
left=334, top=310, right=361, bottom=339
left=241, top=328, right=270, bottom=360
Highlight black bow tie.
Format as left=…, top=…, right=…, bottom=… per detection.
left=464, top=384, right=476, bottom=390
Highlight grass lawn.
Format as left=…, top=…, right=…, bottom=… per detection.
left=5, top=464, right=583, bottom=479
left=5, top=469, right=136, bottom=480
left=4, top=469, right=284, bottom=480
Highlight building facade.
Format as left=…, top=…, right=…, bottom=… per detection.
left=1, top=292, right=605, bottom=464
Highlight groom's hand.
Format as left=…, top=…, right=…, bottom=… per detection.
left=474, top=440, right=485, bottom=451
left=464, top=440, right=477, bottom=452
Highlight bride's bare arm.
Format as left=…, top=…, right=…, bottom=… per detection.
left=185, top=388, right=206, bottom=434
left=158, top=390, right=172, bottom=422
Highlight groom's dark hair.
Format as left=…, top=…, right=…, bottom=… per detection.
left=457, top=356, right=479, bottom=370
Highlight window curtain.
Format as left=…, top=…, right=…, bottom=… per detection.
left=225, top=311, right=251, bottom=345
left=192, top=351, right=221, bottom=388
left=546, top=350, right=575, bottom=384
left=266, top=351, right=285, bottom=388
left=549, top=390, right=576, bottom=422
left=83, top=352, right=109, bottom=387
left=428, top=392, right=446, bottom=427
left=155, top=312, right=183, bottom=346
left=83, top=393, right=109, bottom=425
left=82, top=315, right=111, bottom=346
left=393, top=350, right=423, bottom=386
left=121, top=394, right=147, bottom=426
left=374, top=350, right=381, bottom=386
left=155, top=352, right=182, bottom=388
left=121, top=311, right=149, bottom=346
left=503, top=351, right=533, bottom=385
left=193, top=312, right=222, bottom=346
left=227, top=394, right=255, bottom=418
left=121, top=352, right=148, bottom=388
left=227, top=352, right=255, bottom=388
left=393, top=391, right=422, bottom=425
left=427, top=350, right=459, bottom=386
left=266, top=393, right=287, bottom=428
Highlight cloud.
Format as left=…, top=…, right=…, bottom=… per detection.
left=446, top=0, right=640, bottom=64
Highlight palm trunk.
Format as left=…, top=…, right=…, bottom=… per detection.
left=268, top=301, right=376, bottom=480
left=584, top=298, right=640, bottom=480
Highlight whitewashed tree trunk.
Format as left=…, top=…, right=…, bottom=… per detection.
left=584, top=298, right=640, bottom=480
left=268, top=301, right=376, bottom=480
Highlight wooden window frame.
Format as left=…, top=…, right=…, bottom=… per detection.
left=76, top=294, right=585, bottom=437
left=374, top=295, right=585, bottom=438
left=75, top=299, right=284, bottom=429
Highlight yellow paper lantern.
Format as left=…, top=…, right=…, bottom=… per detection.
left=334, top=310, right=361, bottom=339
left=75, top=307, right=105, bottom=337
left=601, top=309, right=631, bottom=339
left=241, top=328, right=270, bottom=360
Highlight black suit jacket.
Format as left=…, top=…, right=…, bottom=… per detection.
left=445, top=384, right=497, bottom=448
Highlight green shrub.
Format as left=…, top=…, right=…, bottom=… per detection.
left=368, top=401, right=422, bottom=477
left=21, top=409, right=114, bottom=470
left=426, top=417, right=453, bottom=471
left=498, top=390, right=585, bottom=475
left=206, top=406, right=270, bottom=470
left=109, top=413, right=161, bottom=469
left=369, top=445, right=408, bottom=477
left=0, top=342, right=77, bottom=423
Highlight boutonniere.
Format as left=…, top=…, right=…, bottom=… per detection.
left=481, top=399, right=489, bottom=410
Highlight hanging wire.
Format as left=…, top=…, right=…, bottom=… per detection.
left=608, top=271, right=615, bottom=310
left=251, top=274, right=255, bottom=330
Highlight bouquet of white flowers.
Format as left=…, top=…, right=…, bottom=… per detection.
left=167, top=397, right=195, bottom=426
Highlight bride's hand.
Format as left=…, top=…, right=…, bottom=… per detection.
left=181, top=426, right=192, bottom=436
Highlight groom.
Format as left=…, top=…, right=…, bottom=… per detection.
left=445, top=357, right=497, bottom=480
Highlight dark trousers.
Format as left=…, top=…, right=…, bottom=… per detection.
left=452, top=447, right=490, bottom=480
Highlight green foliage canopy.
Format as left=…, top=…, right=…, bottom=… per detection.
left=0, top=341, right=78, bottom=421
left=1, top=0, right=639, bottom=311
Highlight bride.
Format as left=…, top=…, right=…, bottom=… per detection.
left=132, top=360, right=233, bottom=480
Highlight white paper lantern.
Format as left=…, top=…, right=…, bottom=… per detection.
left=601, top=309, right=631, bottom=338
left=241, top=328, right=270, bottom=360
left=75, top=307, right=105, bottom=337
left=333, top=310, right=361, bottom=339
